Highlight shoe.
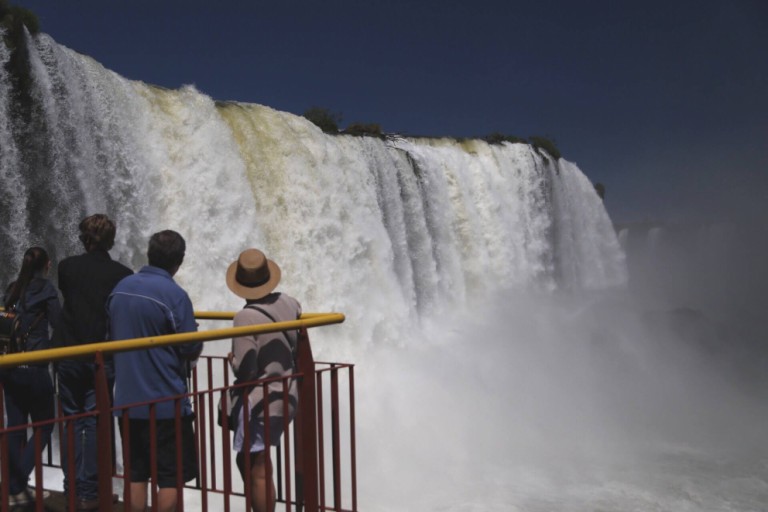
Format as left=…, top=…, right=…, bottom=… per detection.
left=76, top=498, right=99, bottom=511
left=9, top=487, right=50, bottom=505
left=8, top=490, right=33, bottom=506
left=76, top=494, right=118, bottom=511
left=28, top=487, right=51, bottom=499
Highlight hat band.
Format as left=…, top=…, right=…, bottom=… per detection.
left=237, top=269, right=270, bottom=288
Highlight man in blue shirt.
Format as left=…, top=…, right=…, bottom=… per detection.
left=108, top=230, right=201, bottom=512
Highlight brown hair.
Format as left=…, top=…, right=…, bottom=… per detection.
left=4, top=246, right=50, bottom=309
left=78, top=214, right=116, bottom=252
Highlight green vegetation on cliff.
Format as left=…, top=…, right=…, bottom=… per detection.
left=528, top=135, right=561, bottom=160
left=483, top=133, right=562, bottom=161
left=483, top=132, right=527, bottom=145
left=343, top=122, right=383, bottom=138
left=1, top=0, right=40, bottom=49
left=302, top=109, right=565, bottom=161
left=1, top=1, right=40, bottom=115
left=594, top=182, right=606, bottom=200
left=303, top=107, right=342, bottom=133
left=303, top=107, right=384, bottom=138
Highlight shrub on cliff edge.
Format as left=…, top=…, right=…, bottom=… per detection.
left=529, top=135, right=561, bottom=160
left=484, top=132, right=527, bottom=145
left=344, top=122, right=383, bottom=137
left=1, top=1, right=40, bottom=47
left=303, top=107, right=342, bottom=133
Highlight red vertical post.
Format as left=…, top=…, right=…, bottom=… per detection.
left=121, top=411, right=132, bottom=510
left=316, top=373, right=326, bottom=508
left=243, top=385, right=253, bottom=512
left=149, top=405, right=158, bottom=512
left=0, top=382, right=9, bottom=512
left=33, top=428, right=43, bottom=512
left=94, top=351, right=115, bottom=511
left=207, top=360, right=218, bottom=493
left=281, top=380, right=293, bottom=511
left=220, top=362, right=233, bottom=512
left=196, top=390, right=209, bottom=512
left=66, top=418, right=77, bottom=510
left=295, top=327, right=318, bottom=512
left=175, top=399, right=184, bottom=512
left=330, top=367, right=341, bottom=511
left=348, top=366, right=358, bottom=512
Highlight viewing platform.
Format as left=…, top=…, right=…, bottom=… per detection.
left=0, top=311, right=356, bottom=512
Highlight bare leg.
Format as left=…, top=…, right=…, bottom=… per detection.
left=157, top=488, right=179, bottom=512
left=252, top=450, right=275, bottom=512
left=132, top=485, right=178, bottom=512
left=129, top=482, right=147, bottom=512
left=239, top=450, right=275, bottom=512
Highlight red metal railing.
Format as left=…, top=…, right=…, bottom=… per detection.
left=0, top=323, right=357, bottom=512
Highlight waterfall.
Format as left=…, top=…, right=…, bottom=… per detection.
left=1, top=32, right=626, bottom=352
left=0, top=28, right=30, bottom=269
left=4, top=31, right=768, bottom=512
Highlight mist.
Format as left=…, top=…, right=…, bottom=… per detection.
left=355, top=223, right=768, bottom=511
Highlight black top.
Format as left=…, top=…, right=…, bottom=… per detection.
left=53, top=250, right=133, bottom=346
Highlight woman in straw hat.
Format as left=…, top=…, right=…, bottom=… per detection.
left=225, top=248, right=301, bottom=512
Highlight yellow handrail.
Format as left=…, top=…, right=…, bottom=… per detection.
left=0, top=312, right=344, bottom=368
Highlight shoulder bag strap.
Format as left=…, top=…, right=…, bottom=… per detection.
left=244, top=304, right=299, bottom=354
left=244, top=304, right=278, bottom=323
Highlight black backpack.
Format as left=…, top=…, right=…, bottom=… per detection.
left=0, top=308, right=45, bottom=354
left=0, top=309, right=19, bottom=354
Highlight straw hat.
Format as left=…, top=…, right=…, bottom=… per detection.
left=225, top=249, right=281, bottom=300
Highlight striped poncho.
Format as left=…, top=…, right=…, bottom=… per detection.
left=230, top=292, right=301, bottom=452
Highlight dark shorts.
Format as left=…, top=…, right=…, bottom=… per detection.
left=119, top=416, right=198, bottom=488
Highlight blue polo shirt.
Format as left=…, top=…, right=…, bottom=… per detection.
left=107, top=265, right=201, bottom=419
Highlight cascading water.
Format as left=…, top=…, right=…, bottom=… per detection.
left=3, top=32, right=767, bottom=511
left=0, top=28, right=30, bottom=268
left=2, top=32, right=626, bottom=352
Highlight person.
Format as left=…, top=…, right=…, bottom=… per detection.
left=2, top=247, right=61, bottom=506
left=224, top=248, right=301, bottom=512
left=107, top=230, right=201, bottom=512
left=53, top=213, right=133, bottom=511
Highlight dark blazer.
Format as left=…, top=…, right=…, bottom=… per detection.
left=54, top=250, right=133, bottom=346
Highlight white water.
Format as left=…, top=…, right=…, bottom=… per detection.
left=3, top=33, right=767, bottom=511
left=358, top=284, right=768, bottom=511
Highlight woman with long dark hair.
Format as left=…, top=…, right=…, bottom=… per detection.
left=2, top=246, right=61, bottom=505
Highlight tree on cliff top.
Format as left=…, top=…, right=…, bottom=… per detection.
left=594, top=182, right=606, bottom=200
left=529, top=135, right=561, bottom=160
left=1, top=1, right=40, bottom=42
left=303, top=107, right=342, bottom=133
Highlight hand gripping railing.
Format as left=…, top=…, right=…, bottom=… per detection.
left=0, top=311, right=348, bottom=512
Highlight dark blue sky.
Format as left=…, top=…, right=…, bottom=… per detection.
left=14, top=0, right=768, bottom=224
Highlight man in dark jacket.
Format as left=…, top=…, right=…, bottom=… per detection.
left=53, top=214, right=133, bottom=511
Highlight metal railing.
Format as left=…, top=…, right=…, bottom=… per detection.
left=0, top=311, right=357, bottom=512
